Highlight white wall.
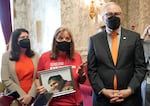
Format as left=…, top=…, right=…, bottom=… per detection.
left=31, top=0, right=61, bottom=55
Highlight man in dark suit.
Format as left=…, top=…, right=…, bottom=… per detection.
left=87, top=2, right=147, bottom=106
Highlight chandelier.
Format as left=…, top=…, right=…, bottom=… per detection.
left=89, top=0, right=110, bottom=20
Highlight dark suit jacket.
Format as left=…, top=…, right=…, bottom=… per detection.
left=87, top=28, right=147, bottom=106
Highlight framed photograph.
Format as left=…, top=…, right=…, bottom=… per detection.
left=38, top=66, right=75, bottom=97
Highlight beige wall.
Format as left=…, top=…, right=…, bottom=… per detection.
left=61, top=0, right=99, bottom=60
left=13, top=0, right=150, bottom=60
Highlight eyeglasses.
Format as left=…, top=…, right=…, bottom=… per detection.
left=105, top=12, right=121, bottom=17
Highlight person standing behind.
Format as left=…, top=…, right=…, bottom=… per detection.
left=87, top=2, right=147, bottom=106
left=141, top=25, right=150, bottom=106
left=35, top=27, right=86, bottom=106
left=1, top=28, right=39, bottom=106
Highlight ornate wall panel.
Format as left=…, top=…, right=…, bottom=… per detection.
left=14, top=0, right=150, bottom=60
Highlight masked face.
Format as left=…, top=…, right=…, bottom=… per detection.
left=56, top=41, right=71, bottom=52
left=19, top=38, right=30, bottom=49
left=106, top=16, right=120, bottom=30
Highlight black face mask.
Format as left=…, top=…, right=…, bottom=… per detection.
left=56, top=41, right=71, bottom=52
left=106, top=16, right=120, bottom=30
left=19, top=38, right=30, bottom=49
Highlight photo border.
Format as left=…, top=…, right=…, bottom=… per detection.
left=38, top=66, right=75, bottom=97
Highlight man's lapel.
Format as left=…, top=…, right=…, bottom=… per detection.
left=117, top=28, right=128, bottom=64
left=101, top=31, right=114, bottom=64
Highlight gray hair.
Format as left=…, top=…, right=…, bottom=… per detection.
left=102, top=2, right=122, bottom=16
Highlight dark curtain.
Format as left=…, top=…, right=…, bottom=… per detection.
left=0, top=0, right=12, bottom=44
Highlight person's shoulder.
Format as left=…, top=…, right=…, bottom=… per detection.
left=1, top=51, right=10, bottom=61
left=65, top=80, right=72, bottom=85
left=122, top=28, right=140, bottom=36
left=62, top=85, right=73, bottom=91
left=90, top=30, right=106, bottom=39
left=74, top=52, right=81, bottom=57
left=40, top=51, right=51, bottom=57
left=62, top=81, right=73, bottom=91
left=2, top=51, right=10, bottom=57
